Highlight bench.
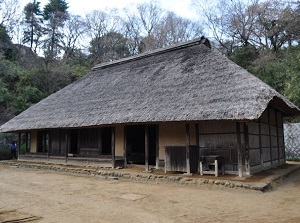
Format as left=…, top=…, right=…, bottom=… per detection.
left=200, top=155, right=224, bottom=177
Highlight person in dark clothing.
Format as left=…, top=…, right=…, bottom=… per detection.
left=10, top=142, right=17, bottom=159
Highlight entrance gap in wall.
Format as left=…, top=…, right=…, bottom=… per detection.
left=70, top=130, right=78, bottom=154
left=101, top=127, right=112, bottom=155
left=125, top=125, right=157, bottom=165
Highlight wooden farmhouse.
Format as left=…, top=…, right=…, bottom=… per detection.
left=1, top=37, right=300, bottom=177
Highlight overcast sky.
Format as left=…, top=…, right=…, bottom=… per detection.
left=20, top=0, right=199, bottom=20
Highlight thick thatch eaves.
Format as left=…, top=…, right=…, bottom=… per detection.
left=1, top=37, right=299, bottom=132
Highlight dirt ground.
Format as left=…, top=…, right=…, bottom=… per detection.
left=0, top=165, right=300, bottom=223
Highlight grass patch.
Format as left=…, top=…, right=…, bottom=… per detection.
left=287, top=157, right=300, bottom=162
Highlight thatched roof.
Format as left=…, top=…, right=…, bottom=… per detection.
left=1, top=37, right=300, bottom=132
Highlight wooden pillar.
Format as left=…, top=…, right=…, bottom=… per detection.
left=275, top=111, right=280, bottom=165
left=195, top=123, right=199, bottom=147
left=65, top=131, right=68, bottom=163
left=244, top=123, right=250, bottom=175
left=111, top=127, right=115, bottom=168
left=258, top=118, right=263, bottom=171
left=25, top=132, right=28, bottom=154
left=43, top=132, right=47, bottom=153
left=98, top=128, right=102, bottom=156
left=145, top=125, right=149, bottom=171
left=195, top=123, right=199, bottom=171
left=48, top=131, right=51, bottom=161
left=236, top=122, right=243, bottom=177
left=282, top=117, right=286, bottom=163
left=155, top=125, right=159, bottom=169
left=18, top=132, right=21, bottom=159
left=123, top=126, right=127, bottom=166
left=268, top=108, right=273, bottom=166
left=185, top=124, right=191, bottom=174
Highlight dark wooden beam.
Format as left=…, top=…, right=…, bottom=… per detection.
left=48, top=131, right=51, bottom=161
left=155, top=125, right=159, bottom=169
left=111, top=127, right=115, bottom=168
left=145, top=125, right=149, bottom=171
left=25, top=132, right=28, bottom=154
left=195, top=123, right=199, bottom=147
left=123, top=126, right=127, bottom=166
left=258, top=118, right=263, bottom=171
left=43, top=132, right=47, bottom=153
left=59, top=130, right=62, bottom=154
left=275, top=111, right=281, bottom=165
left=195, top=123, right=199, bottom=171
left=18, top=132, right=21, bottom=159
left=244, top=123, right=250, bottom=175
left=268, top=108, right=273, bottom=166
left=185, top=124, right=191, bottom=174
left=65, top=131, right=68, bottom=163
left=98, top=128, right=102, bottom=156
left=236, top=122, right=243, bottom=177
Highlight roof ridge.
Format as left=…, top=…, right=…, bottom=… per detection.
left=92, top=36, right=211, bottom=71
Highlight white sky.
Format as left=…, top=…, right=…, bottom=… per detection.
left=20, top=0, right=200, bottom=20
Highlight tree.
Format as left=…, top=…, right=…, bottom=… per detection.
left=0, top=0, right=21, bottom=35
left=197, top=0, right=296, bottom=54
left=43, top=0, right=69, bottom=59
left=122, top=2, right=164, bottom=53
left=0, top=24, right=11, bottom=47
left=89, top=32, right=130, bottom=64
left=153, top=12, right=203, bottom=48
left=23, top=0, right=44, bottom=54
left=61, top=14, right=86, bottom=60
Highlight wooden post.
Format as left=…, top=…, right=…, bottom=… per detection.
left=155, top=125, right=159, bottom=169
left=236, top=122, right=243, bottom=177
left=47, top=131, right=51, bottom=162
left=195, top=123, right=199, bottom=147
left=59, top=130, right=62, bottom=154
left=18, top=132, right=21, bottom=159
left=282, top=116, right=286, bottom=164
left=215, top=159, right=218, bottom=177
left=244, top=123, right=250, bottom=175
left=123, top=126, right=127, bottom=166
left=98, top=128, right=102, bottom=156
left=275, top=111, right=280, bottom=165
left=268, top=108, right=273, bottom=166
left=185, top=124, right=191, bottom=175
left=258, top=118, right=263, bottom=171
left=111, top=127, right=115, bottom=168
left=145, top=125, right=149, bottom=171
left=43, top=132, right=47, bottom=153
left=25, top=132, right=28, bottom=154
left=195, top=123, right=199, bottom=172
left=65, top=131, right=68, bottom=164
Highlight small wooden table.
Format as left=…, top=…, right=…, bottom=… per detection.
left=200, top=155, right=224, bottom=177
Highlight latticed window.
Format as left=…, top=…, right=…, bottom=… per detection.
left=284, top=123, right=300, bottom=158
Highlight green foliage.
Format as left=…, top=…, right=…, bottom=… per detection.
left=70, top=64, right=89, bottom=80
left=43, top=0, right=69, bottom=59
left=248, top=46, right=300, bottom=108
left=43, top=0, right=69, bottom=20
left=0, top=24, right=11, bottom=46
left=231, top=45, right=258, bottom=69
left=286, top=157, right=300, bottom=162
left=23, top=0, right=44, bottom=51
left=89, top=32, right=130, bottom=64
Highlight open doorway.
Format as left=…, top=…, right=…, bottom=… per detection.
left=101, top=127, right=112, bottom=155
left=70, top=130, right=78, bottom=154
left=125, top=125, right=157, bottom=165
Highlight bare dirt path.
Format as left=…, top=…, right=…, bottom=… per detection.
left=0, top=165, right=300, bottom=223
